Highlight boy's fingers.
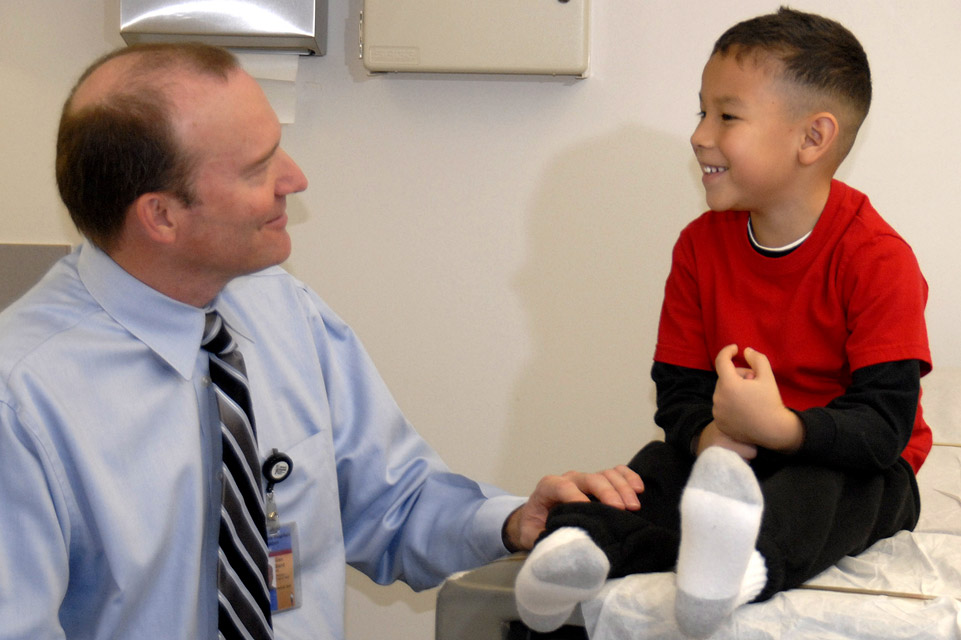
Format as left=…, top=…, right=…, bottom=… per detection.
left=743, top=347, right=771, bottom=378
left=714, top=344, right=739, bottom=377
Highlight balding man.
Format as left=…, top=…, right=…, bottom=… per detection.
left=0, top=44, right=641, bottom=639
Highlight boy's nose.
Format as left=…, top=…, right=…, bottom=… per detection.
left=690, top=119, right=711, bottom=150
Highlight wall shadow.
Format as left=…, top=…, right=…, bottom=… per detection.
left=501, top=124, right=703, bottom=490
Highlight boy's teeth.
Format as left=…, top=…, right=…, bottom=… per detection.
left=703, top=166, right=726, bottom=174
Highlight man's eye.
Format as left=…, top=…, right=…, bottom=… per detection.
left=721, top=113, right=737, bottom=121
left=696, top=110, right=706, bottom=119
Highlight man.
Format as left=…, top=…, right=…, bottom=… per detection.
left=0, top=43, right=642, bottom=639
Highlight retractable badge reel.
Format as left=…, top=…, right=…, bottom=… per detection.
left=262, top=449, right=301, bottom=613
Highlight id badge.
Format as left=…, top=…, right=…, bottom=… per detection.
left=267, top=522, right=301, bottom=613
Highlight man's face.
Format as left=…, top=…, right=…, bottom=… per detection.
left=170, top=70, right=308, bottom=283
left=690, top=52, right=805, bottom=216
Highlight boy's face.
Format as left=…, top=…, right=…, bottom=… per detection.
left=691, top=52, right=807, bottom=215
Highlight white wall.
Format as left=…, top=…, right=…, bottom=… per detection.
left=3, top=1, right=960, bottom=638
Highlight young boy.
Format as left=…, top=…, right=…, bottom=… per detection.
left=515, top=7, right=931, bottom=638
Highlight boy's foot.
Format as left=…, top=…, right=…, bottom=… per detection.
left=515, top=527, right=610, bottom=632
left=674, top=446, right=767, bottom=638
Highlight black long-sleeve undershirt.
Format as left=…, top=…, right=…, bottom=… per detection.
left=651, top=359, right=921, bottom=472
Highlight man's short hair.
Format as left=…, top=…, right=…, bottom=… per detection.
left=712, top=6, right=871, bottom=160
left=56, top=43, right=239, bottom=250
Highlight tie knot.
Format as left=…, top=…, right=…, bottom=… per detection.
left=202, top=311, right=236, bottom=356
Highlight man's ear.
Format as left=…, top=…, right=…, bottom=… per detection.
left=798, top=112, right=839, bottom=166
left=131, top=192, right=180, bottom=244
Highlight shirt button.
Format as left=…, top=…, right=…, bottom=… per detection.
left=202, top=376, right=212, bottom=386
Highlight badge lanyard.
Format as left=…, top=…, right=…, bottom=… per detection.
left=262, top=449, right=301, bottom=613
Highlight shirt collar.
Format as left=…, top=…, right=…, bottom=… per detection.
left=77, top=241, right=208, bottom=380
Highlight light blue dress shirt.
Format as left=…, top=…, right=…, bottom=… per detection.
left=0, top=243, right=523, bottom=640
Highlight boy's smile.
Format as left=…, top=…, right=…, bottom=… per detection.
left=691, top=52, right=807, bottom=218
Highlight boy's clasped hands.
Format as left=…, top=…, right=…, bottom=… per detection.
left=706, top=344, right=805, bottom=459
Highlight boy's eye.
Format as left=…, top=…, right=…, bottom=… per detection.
left=696, top=110, right=737, bottom=122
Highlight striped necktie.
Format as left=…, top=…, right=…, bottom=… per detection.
left=202, top=311, right=273, bottom=640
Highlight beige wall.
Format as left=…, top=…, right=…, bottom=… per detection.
left=3, top=1, right=960, bottom=638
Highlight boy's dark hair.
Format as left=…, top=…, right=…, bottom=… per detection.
left=56, top=43, right=238, bottom=250
left=713, top=6, right=871, bottom=160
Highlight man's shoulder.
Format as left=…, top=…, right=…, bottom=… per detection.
left=0, top=261, right=98, bottom=350
left=220, top=266, right=344, bottom=330
left=222, top=265, right=310, bottom=308
left=0, top=259, right=97, bottom=371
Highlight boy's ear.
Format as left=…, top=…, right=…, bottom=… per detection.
left=130, top=192, right=180, bottom=245
left=798, top=112, right=839, bottom=166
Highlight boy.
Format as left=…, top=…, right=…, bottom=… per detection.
left=514, top=7, right=930, bottom=638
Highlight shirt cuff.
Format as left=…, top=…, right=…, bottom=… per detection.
left=472, top=494, right=527, bottom=558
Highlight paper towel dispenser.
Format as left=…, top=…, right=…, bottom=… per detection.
left=120, top=0, right=327, bottom=55
left=360, top=0, right=590, bottom=76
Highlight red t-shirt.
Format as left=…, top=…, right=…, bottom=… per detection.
left=655, top=180, right=932, bottom=471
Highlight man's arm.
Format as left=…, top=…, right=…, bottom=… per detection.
left=0, top=402, right=70, bottom=640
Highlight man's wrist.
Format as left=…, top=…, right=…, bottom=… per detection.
left=501, top=506, right=523, bottom=553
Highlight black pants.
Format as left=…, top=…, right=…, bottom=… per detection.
left=541, top=441, right=920, bottom=602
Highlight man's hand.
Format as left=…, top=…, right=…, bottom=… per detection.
left=712, top=344, right=804, bottom=453
left=503, top=466, right=643, bottom=551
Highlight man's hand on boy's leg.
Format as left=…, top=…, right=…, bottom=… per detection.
left=504, top=466, right=644, bottom=552
left=712, top=344, right=804, bottom=453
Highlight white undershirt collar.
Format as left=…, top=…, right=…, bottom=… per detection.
left=747, top=219, right=812, bottom=253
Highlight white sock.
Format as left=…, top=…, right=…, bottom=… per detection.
left=515, top=527, right=610, bottom=633
left=674, top=447, right=766, bottom=638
